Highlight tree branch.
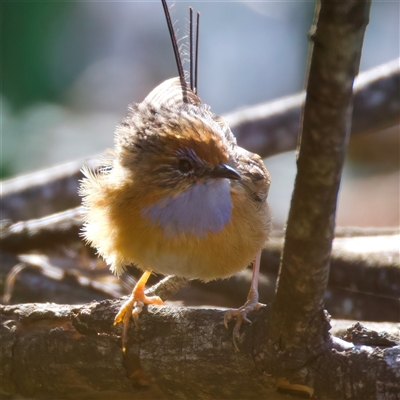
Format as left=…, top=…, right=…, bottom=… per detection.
left=0, top=208, right=83, bottom=253
left=1, top=157, right=99, bottom=222
left=1, top=300, right=399, bottom=399
left=266, top=0, right=372, bottom=385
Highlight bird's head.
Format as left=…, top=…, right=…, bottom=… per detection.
left=112, top=77, right=241, bottom=237
left=114, top=78, right=240, bottom=196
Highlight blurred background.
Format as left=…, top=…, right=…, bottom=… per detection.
left=2, top=0, right=399, bottom=228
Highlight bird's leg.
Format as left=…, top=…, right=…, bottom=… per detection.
left=224, top=251, right=265, bottom=351
left=114, top=270, right=164, bottom=352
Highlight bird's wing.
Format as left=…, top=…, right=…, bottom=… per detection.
left=234, top=146, right=271, bottom=203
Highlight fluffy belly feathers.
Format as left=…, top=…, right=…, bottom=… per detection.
left=83, top=176, right=269, bottom=280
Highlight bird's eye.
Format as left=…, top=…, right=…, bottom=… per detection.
left=178, top=159, right=193, bottom=173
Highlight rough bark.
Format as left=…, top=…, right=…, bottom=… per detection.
left=1, top=301, right=399, bottom=399
left=265, top=0, right=373, bottom=388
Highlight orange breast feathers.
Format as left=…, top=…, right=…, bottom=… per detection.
left=80, top=163, right=268, bottom=281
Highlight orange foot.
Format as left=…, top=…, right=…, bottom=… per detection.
left=224, top=252, right=265, bottom=351
left=114, top=270, right=164, bottom=353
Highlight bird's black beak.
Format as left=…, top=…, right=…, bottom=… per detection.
left=209, top=164, right=241, bottom=180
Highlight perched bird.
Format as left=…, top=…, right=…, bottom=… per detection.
left=80, top=0, right=271, bottom=352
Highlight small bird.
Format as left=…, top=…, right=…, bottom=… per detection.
left=79, top=0, right=271, bottom=352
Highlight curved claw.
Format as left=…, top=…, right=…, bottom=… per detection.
left=113, top=271, right=164, bottom=353
left=114, top=296, right=135, bottom=326
left=224, top=252, right=265, bottom=351
left=132, top=300, right=144, bottom=328
left=232, top=320, right=242, bottom=352
left=114, top=295, right=163, bottom=353
left=224, top=302, right=265, bottom=352
left=223, top=310, right=234, bottom=329
left=113, top=296, right=136, bottom=353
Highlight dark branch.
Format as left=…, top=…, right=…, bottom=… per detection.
left=1, top=301, right=398, bottom=399
left=266, top=0, right=372, bottom=381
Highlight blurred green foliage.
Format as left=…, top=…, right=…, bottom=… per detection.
left=2, top=2, right=71, bottom=109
